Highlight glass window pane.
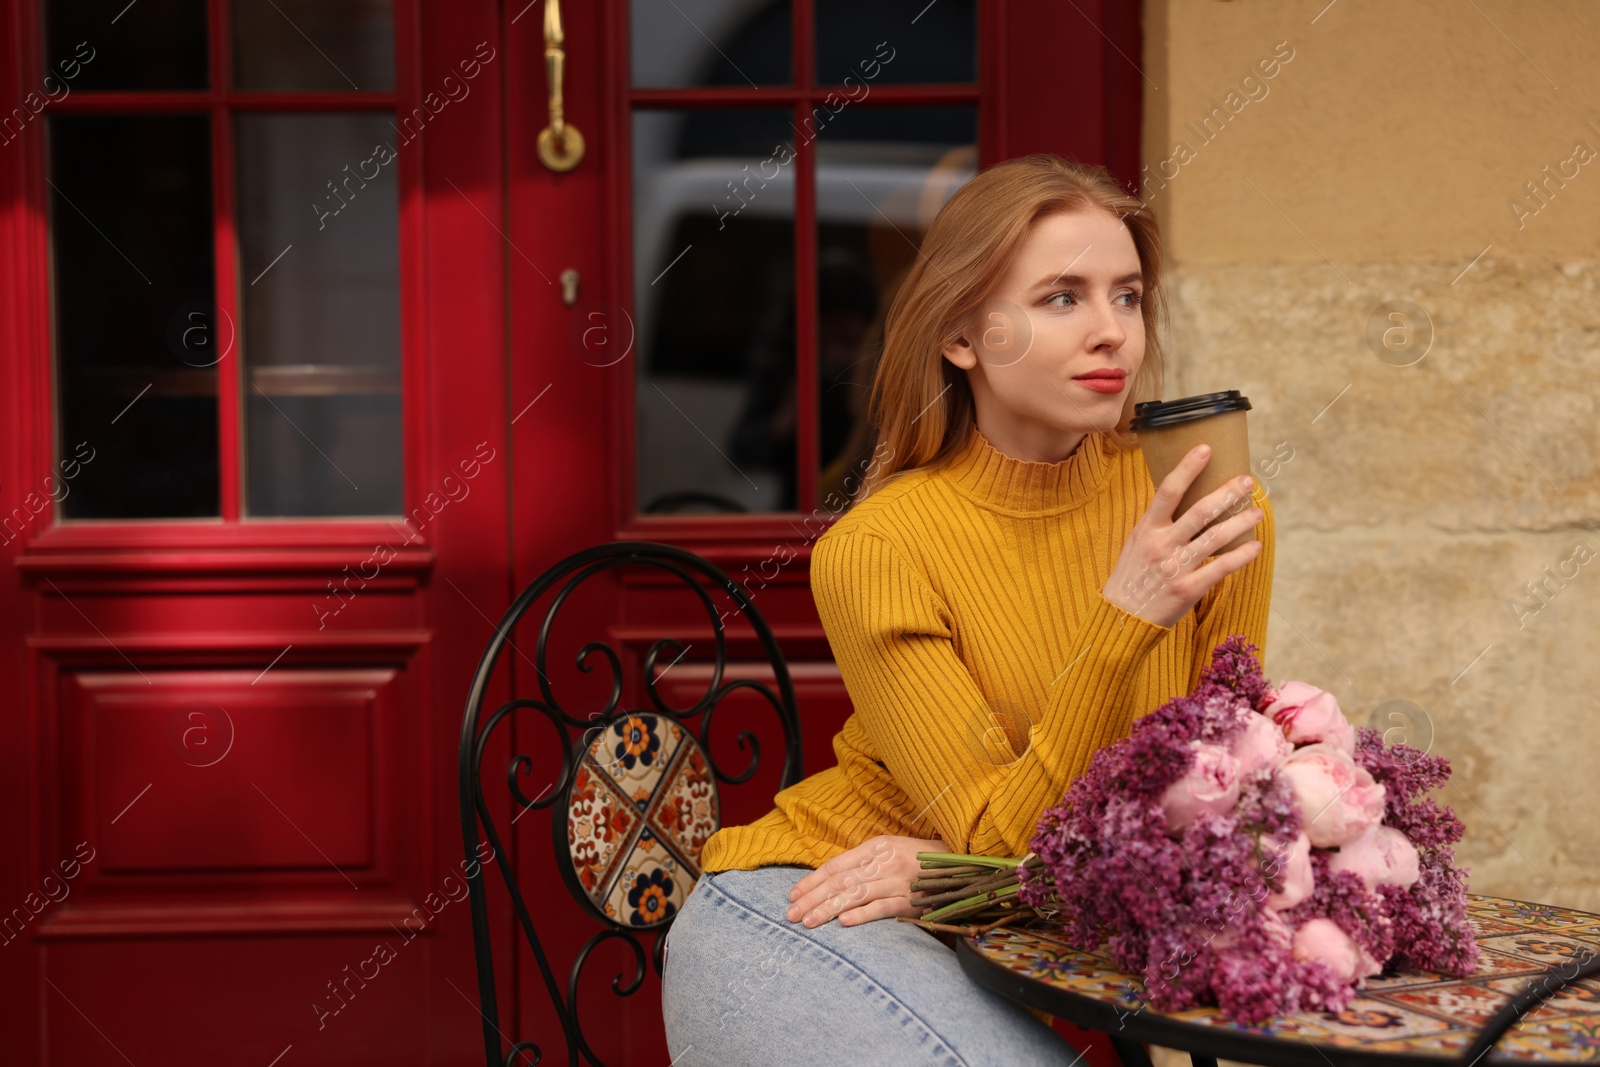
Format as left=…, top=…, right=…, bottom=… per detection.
left=814, top=105, right=976, bottom=511
left=46, top=0, right=208, bottom=91
left=232, top=0, right=394, bottom=91
left=633, top=108, right=795, bottom=514
left=236, top=113, right=402, bottom=517
left=815, top=0, right=975, bottom=85
left=631, top=0, right=790, bottom=88
left=50, top=115, right=219, bottom=519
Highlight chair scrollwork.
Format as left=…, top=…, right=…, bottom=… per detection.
left=457, top=542, right=803, bottom=1067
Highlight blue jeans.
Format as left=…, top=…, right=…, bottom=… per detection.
left=661, top=865, right=1084, bottom=1067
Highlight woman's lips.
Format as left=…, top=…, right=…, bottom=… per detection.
left=1074, top=377, right=1126, bottom=393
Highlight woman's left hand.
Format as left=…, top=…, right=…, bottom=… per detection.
left=785, top=834, right=946, bottom=928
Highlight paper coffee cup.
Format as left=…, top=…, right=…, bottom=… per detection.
left=1128, top=391, right=1257, bottom=555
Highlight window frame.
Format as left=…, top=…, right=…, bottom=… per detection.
left=612, top=0, right=996, bottom=538
left=12, top=0, right=428, bottom=552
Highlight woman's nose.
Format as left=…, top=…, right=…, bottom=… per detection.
left=1088, top=299, right=1127, bottom=348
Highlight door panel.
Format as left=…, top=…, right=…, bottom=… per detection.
left=70, top=670, right=390, bottom=874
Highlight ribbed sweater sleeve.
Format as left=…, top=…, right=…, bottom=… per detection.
left=809, top=526, right=1175, bottom=857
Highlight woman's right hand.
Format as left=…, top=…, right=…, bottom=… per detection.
left=1102, top=443, right=1265, bottom=629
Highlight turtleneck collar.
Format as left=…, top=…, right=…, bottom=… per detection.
left=939, top=424, right=1115, bottom=515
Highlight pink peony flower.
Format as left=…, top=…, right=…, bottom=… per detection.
left=1265, top=681, right=1355, bottom=754
left=1291, top=917, right=1383, bottom=983
left=1231, top=711, right=1294, bottom=776
left=1260, top=905, right=1295, bottom=951
left=1328, top=824, right=1421, bottom=891
left=1278, top=743, right=1386, bottom=848
left=1263, top=830, right=1314, bottom=910
left=1160, top=740, right=1242, bottom=836
left=1211, top=905, right=1295, bottom=953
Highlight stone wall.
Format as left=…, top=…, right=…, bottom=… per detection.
left=1143, top=0, right=1600, bottom=909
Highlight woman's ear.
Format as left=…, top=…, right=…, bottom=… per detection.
left=941, top=331, right=977, bottom=370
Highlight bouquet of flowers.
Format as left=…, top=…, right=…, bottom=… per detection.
left=910, top=635, right=1479, bottom=1024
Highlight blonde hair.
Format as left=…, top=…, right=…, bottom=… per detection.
left=857, top=153, right=1167, bottom=501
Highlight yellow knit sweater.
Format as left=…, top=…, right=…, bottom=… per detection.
left=699, top=424, right=1274, bottom=873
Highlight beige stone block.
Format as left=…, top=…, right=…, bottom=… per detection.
left=1149, top=0, right=1600, bottom=264
left=1162, top=261, right=1599, bottom=532
left=1262, top=526, right=1600, bottom=910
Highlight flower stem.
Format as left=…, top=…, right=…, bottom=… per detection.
left=899, top=911, right=1027, bottom=937
left=913, top=870, right=1017, bottom=910
left=916, top=852, right=1021, bottom=869
left=923, top=883, right=1022, bottom=923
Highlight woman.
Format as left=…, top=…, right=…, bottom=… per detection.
left=662, top=154, right=1274, bottom=1066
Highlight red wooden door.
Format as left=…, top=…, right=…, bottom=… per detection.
left=0, top=0, right=512, bottom=1063
left=499, top=1, right=1143, bottom=1064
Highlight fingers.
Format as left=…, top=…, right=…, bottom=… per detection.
left=1185, top=502, right=1264, bottom=561
left=789, top=834, right=884, bottom=902
left=1149, top=444, right=1213, bottom=524
left=793, top=876, right=894, bottom=928
left=787, top=852, right=850, bottom=904
left=837, top=894, right=920, bottom=927
left=1149, top=502, right=1262, bottom=584
left=787, top=837, right=895, bottom=923
left=788, top=865, right=872, bottom=924
left=784, top=835, right=941, bottom=928
left=1178, top=534, right=1264, bottom=591
left=1110, top=490, right=1266, bottom=626
left=1171, top=473, right=1258, bottom=544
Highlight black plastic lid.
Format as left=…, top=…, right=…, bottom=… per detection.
left=1127, top=390, right=1252, bottom=431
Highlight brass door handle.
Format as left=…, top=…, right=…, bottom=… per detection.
left=537, top=0, right=585, bottom=172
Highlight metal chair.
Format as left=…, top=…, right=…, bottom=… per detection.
left=457, top=541, right=803, bottom=1067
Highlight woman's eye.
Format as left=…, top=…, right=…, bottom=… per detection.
left=1045, top=289, right=1142, bottom=309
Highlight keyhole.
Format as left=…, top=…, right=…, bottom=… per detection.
left=560, top=269, right=580, bottom=306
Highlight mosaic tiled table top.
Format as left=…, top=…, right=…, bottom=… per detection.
left=960, top=895, right=1600, bottom=1066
